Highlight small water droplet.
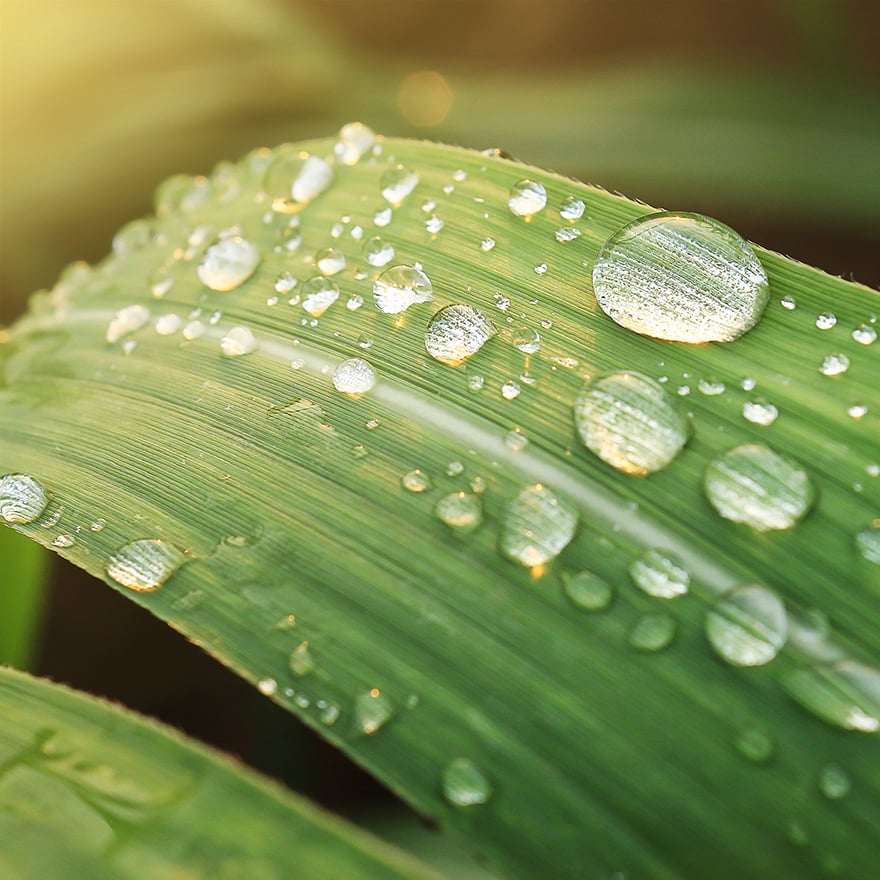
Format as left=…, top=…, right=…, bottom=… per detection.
left=106, top=304, right=150, bottom=343
left=112, top=218, right=153, bottom=256
left=705, top=584, right=788, bottom=666
left=52, top=533, right=75, bottom=548
left=333, top=122, right=376, bottom=165
left=592, top=212, right=769, bottom=343
left=374, top=265, right=434, bottom=314
left=182, top=320, right=205, bottom=340
left=374, top=207, right=392, bottom=227
left=501, top=381, right=521, bottom=401
left=402, top=469, right=432, bottom=493
left=852, top=324, right=877, bottom=345
left=315, top=247, right=346, bottom=276
left=354, top=688, right=393, bottom=734
left=562, top=570, right=614, bottom=611
left=363, top=236, right=395, bottom=267
left=220, top=326, right=258, bottom=357
left=508, top=179, right=547, bottom=218
left=154, top=173, right=210, bottom=217
left=734, top=727, right=775, bottom=763
left=425, top=304, right=495, bottom=366
left=848, top=404, right=868, bottom=419
left=819, top=353, right=850, bottom=376
left=274, top=272, right=297, bottom=295
left=500, top=484, right=578, bottom=567
left=90, top=518, right=106, bottom=533
left=425, top=215, right=444, bottom=234
left=534, top=262, right=548, bottom=275
left=301, top=277, right=340, bottom=316
left=628, top=613, right=677, bottom=652
left=320, top=702, right=340, bottom=726
left=512, top=326, right=541, bottom=353
left=468, top=375, right=485, bottom=392
left=197, top=237, right=260, bottom=291
left=154, top=313, right=182, bottom=336
left=698, top=377, right=726, bottom=396
left=380, top=164, right=419, bottom=205
left=264, top=148, right=333, bottom=206
left=289, top=641, right=315, bottom=677
left=856, top=525, right=880, bottom=564
left=149, top=267, right=174, bottom=299
left=446, top=461, right=464, bottom=477
left=741, top=376, right=757, bottom=391
left=818, top=764, right=851, bottom=800
left=816, top=312, right=837, bottom=330
left=106, top=538, right=186, bottom=592
left=574, top=372, right=690, bottom=475
left=743, top=399, right=779, bottom=426
left=258, top=677, right=278, bottom=696
left=780, top=295, right=797, bottom=310
left=0, top=474, right=49, bottom=524
left=560, top=196, right=586, bottom=221
left=332, top=358, right=377, bottom=395
left=504, top=429, right=528, bottom=452
left=442, top=757, right=492, bottom=807
left=480, top=237, right=496, bottom=252
left=434, top=492, right=483, bottom=533
left=785, top=661, right=880, bottom=732
left=555, top=227, right=582, bottom=243
left=704, top=443, right=814, bottom=532
left=630, top=549, right=689, bottom=599
left=347, top=295, right=364, bottom=311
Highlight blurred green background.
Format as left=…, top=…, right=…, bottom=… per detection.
left=1, top=0, right=878, bottom=871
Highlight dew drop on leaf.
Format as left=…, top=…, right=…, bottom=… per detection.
left=785, top=661, right=880, bottom=732
left=264, top=148, right=333, bottom=206
left=289, top=641, right=315, bottom=677
left=816, top=312, right=837, bottom=330
left=705, top=584, right=788, bottom=667
left=363, top=236, right=395, bottom=267
left=105, top=539, right=187, bottom=592
left=354, top=688, right=393, bottom=735
left=442, top=757, right=493, bottom=807
left=500, top=484, right=578, bottom=567
left=220, top=326, right=258, bottom=357
left=373, top=265, right=434, bottom=314
left=852, top=324, right=877, bottom=345
left=819, top=353, right=850, bottom=376
left=333, top=122, right=376, bottom=165
left=332, top=358, right=377, bottom=396
left=380, top=164, right=419, bottom=205
left=630, top=549, right=689, bottom=599
left=562, top=570, right=614, bottom=611
left=856, top=525, right=880, bottom=564
left=402, top=469, right=432, bottom=493
left=734, top=727, right=775, bottom=763
left=425, top=304, right=495, bottom=366
left=818, top=764, right=851, bottom=800
left=197, top=237, right=260, bottom=291
left=301, top=277, right=340, bottom=316
left=0, top=474, right=49, bottom=524
left=155, top=313, right=183, bottom=336
left=628, top=613, right=677, bottom=652
left=315, top=247, right=346, bottom=276
left=434, top=492, right=483, bottom=533
left=106, top=304, right=150, bottom=343
left=507, top=179, right=547, bottom=218
left=742, top=399, right=779, bottom=426
left=592, top=212, right=769, bottom=343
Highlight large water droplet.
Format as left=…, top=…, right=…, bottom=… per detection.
left=628, top=613, right=677, bottom=652
left=703, top=444, right=814, bottom=532
left=785, top=661, right=880, bottom=732
left=220, top=326, right=258, bottom=357
left=380, top=164, right=419, bottom=205
left=434, top=492, right=483, bottom=533
left=562, top=570, right=614, bottom=611
left=592, top=212, right=769, bottom=343
left=333, top=122, right=376, bottom=165
left=197, top=237, right=260, bottom=291
left=301, top=277, right=340, bottom=316
left=264, top=148, right=333, bottom=206
left=315, top=247, right=346, bottom=276
left=705, top=584, right=788, bottom=666
left=630, top=549, right=689, bottom=599
left=816, top=312, right=837, bottom=330
left=424, top=304, right=495, bottom=366
left=106, top=304, right=150, bottom=343
left=856, top=525, right=880, bottom=564
left=500, top=484, right=578, bottom=567
left=105, top=539, right=186, bottom=592
left=852, top=324, right=877, bottom=345
left=442, top=758, right=492, bottom=807
left=574, top=371, right=691, bottom=475
left=354, top=688, right=393, bottom=735
left=508, top=179, right=547, bottom=218
left=373, top=265, right=434, bottom=314
left=819, top=353, right=850, bottom=376
left=332, top=358, right=377, bottom=395
left=0, top=474, right=49, bottom=524
left=559, top=196, right=586, bottom=221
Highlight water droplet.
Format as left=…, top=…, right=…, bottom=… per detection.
left=734, top=727, right=775, bottom=763
left=154, top=313, right=182, bottom=336
left=275, top=272, right=297, bottom=295
left=374, top=207, right=392, bottom=227
left=333, top=122, right=376, bottom=165
left=363, top=236, right=395, bottom=267
left=264, top=148, right=333, bottom=206
left=819, top=353, right=850, bottom=376
left=301, top=277, right=340, bottom=316
left=705, top=584, right=788, bottom=666
left=220, top=326, right=258, bottom=357
left=741, top=376, right=757, bottom=391
left=856, top=525, right=880, bottom=564
left=154, top=173, right=210, bottom=217
left=332, top=358, right=377, bottom=395
left=105, top=539, right=186, bottom=592
left=354, top=688, right=393, bottom=734
left=480, top=237, right=496, bottom=252
left=500, top=484, right=578, bottom=567
left=534, top=262, right=548, bottom=275
left=574, top=372, right=690, bottom=475
left=289, top=641, right=315, bottom=676
left=149, top=267, right=174, bottom=298
left=504, top=429, right=528, bottom=452
left=258, top=677, right=277, bottom=696
left=742, top=399, right=779, bottom=426
left=468, top=375, right=485, bottom=391
left=112, top=218, right=152, bottom=256
left=852, top=324, right=877, bottom=345
left=513, top=326, right=541, bottom=353
left=347, top=295, right=364, bottom=311
left=818, top=764, right=851, bottom=800
left=197, top=237, right=260, bottom=291
left=697, top=377, right=726, bottom=396
left=704, top=444, right=814, bottom=531
left=182, top=320, right=205, bottom=340
left=560, top=196, right=586, bottom=221
left=785, top=661, right=880, bottom=732
left=402, top=469, right=431, bottom=493
left=592, top=212, right=769, bottom=343
left=630, top=549, right=689, bottom=599
left=52, top=534, right=75, bottom=548
left=434, top=492, right=483, bottom=533
left=425, top=215, right=444, bottom=234
left=320, top=702, right=340, bottom=726
left=848, top=404, right=868, bottom=419
left=90, top=518, right=106, bottom=533
left=446, top=461, right=464, bottom=476
left=508, top=179, right=547, bottom=218
left=425, top=304, right=495, bottom=366
left=442, top=758, right=492, bottom=807
left=106, top=304, right=149, bottom=343
left=562, top=570, right=614, bottom=611
left=374, top=265, right=434, bottom=314
left=380, top=164, right=419, bottom=205
left=315, top=247, right=346, bottom=276
left=555, top=227, right=582, bottom=243
left=0, top=474, right=49, bottom=523
left=780, top=295, right=797, bottom=310
left=816, top=312, right=837, bottom=330
left=501, top=381, right=521, bottom=401
left=628, top=613, right=677, bottom=652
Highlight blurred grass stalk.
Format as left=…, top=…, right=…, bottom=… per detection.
left=0, top=529, right=49, bottom=668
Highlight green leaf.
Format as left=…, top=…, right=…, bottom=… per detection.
left=0, top=528, right=49, bottom=668
left=0, top=666, right=444, bottom=880
left=2, top=135, right=878, bottom=879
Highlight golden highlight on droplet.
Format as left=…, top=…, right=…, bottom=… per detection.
left=530, top=564, right=546, bottom=580
left=370, top=687, right=380, bottom=698
left=398, top=71, right=453, bottom=127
